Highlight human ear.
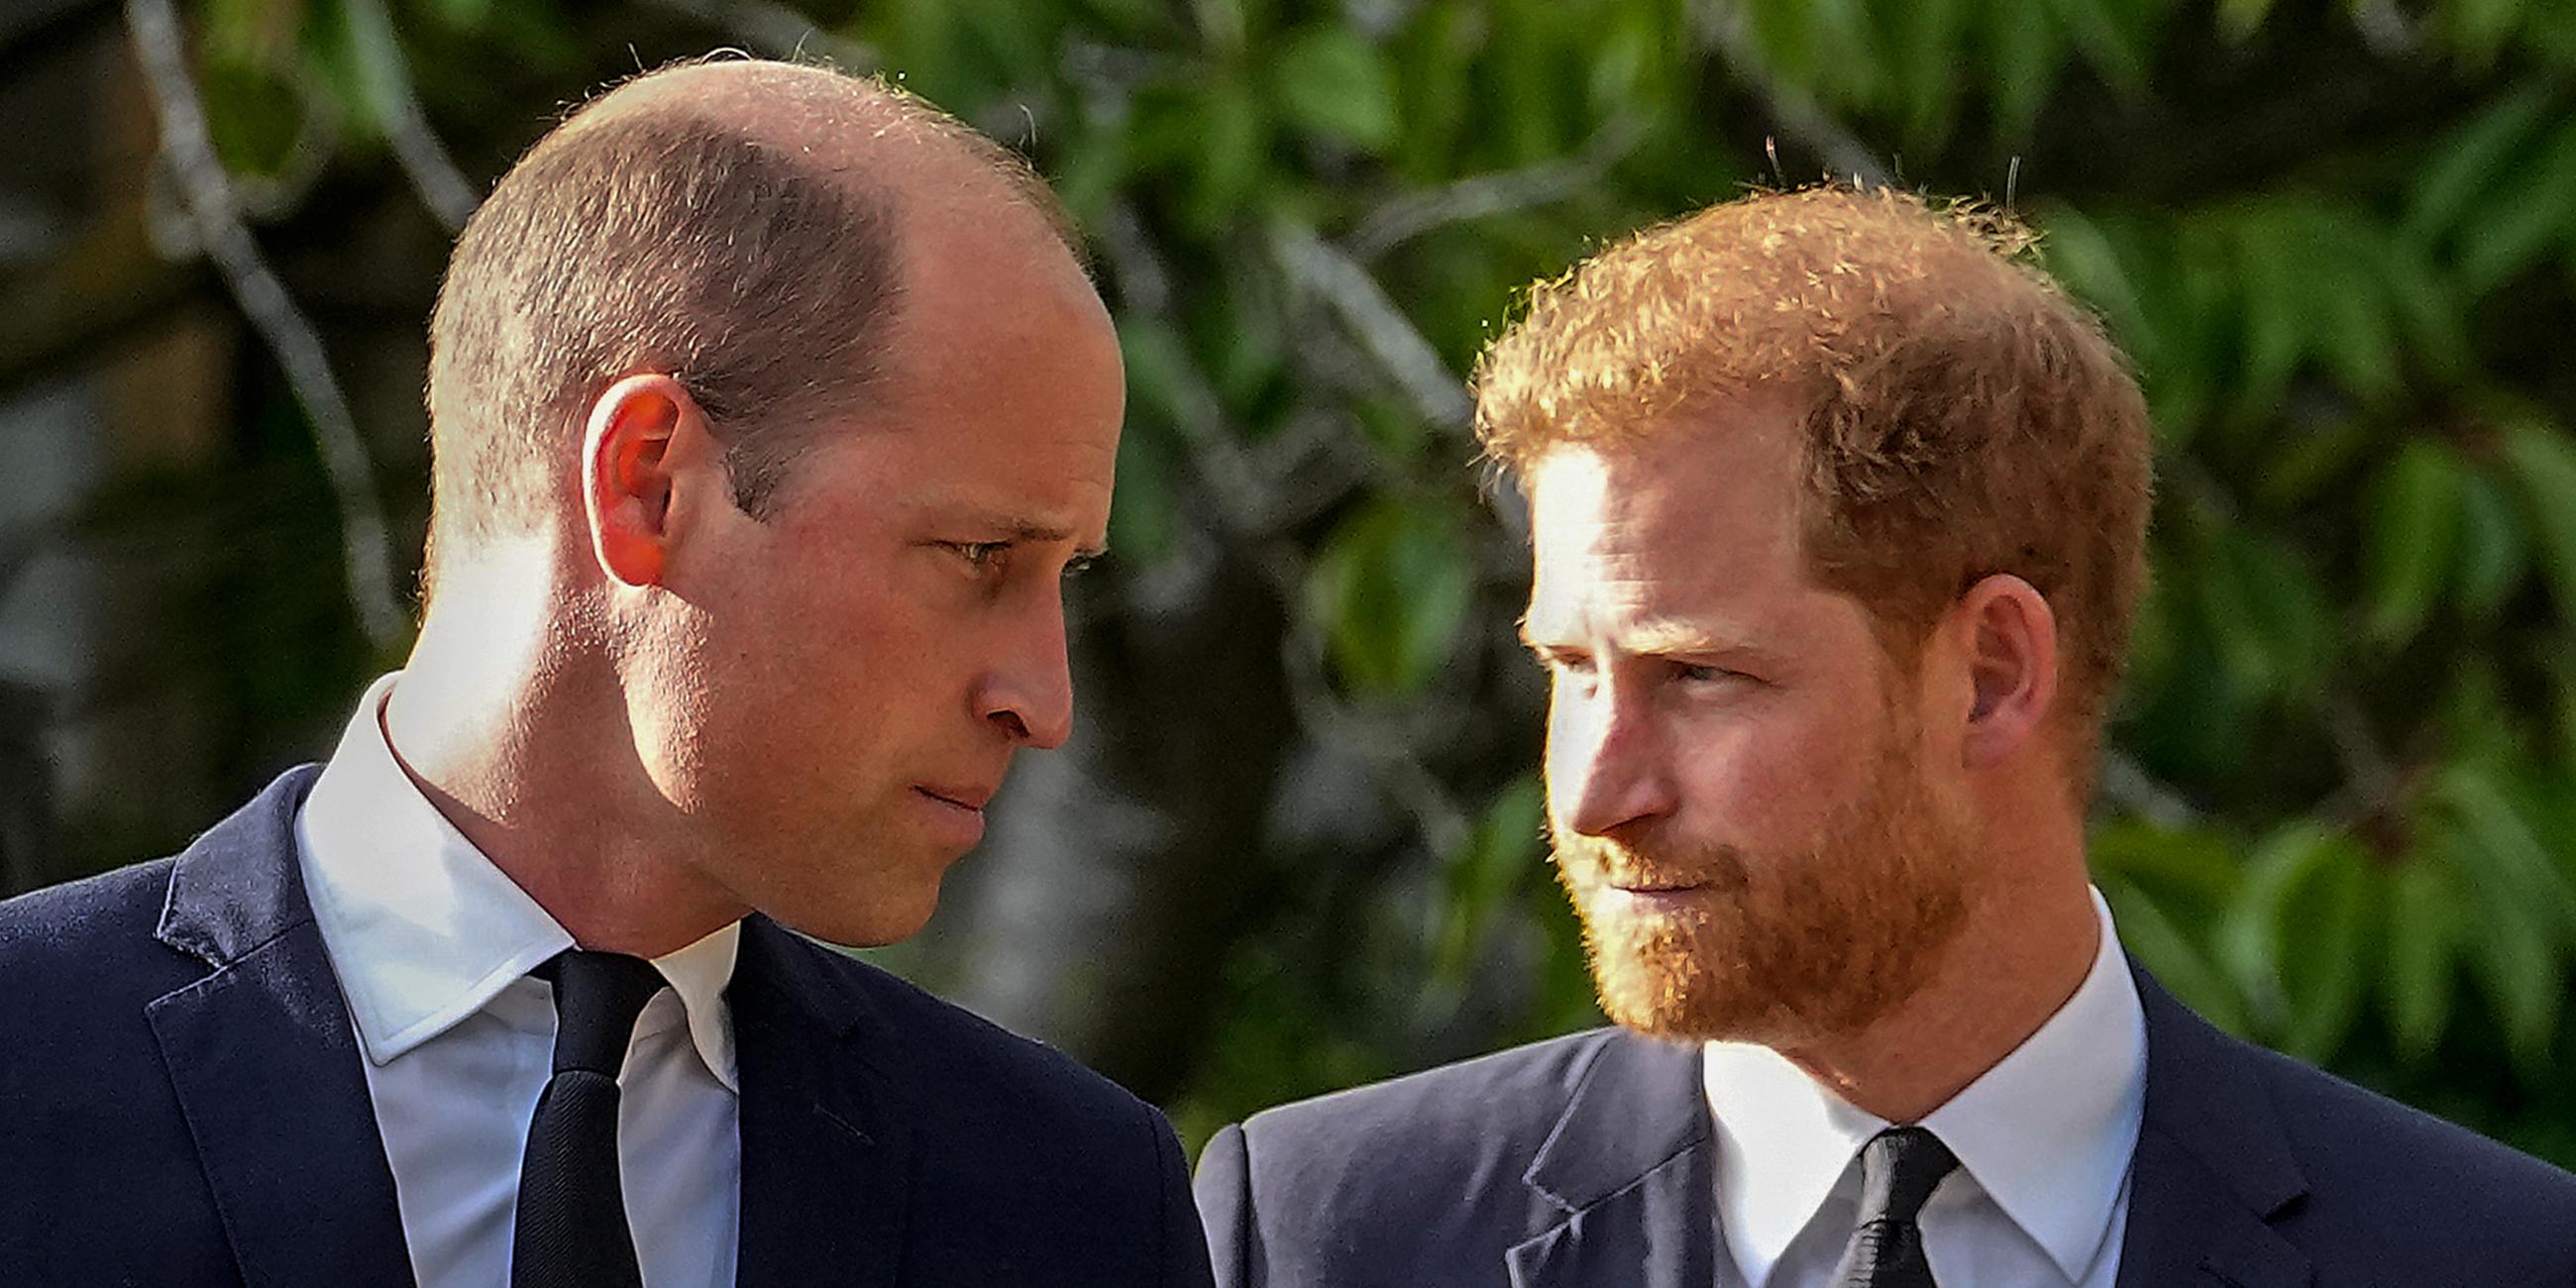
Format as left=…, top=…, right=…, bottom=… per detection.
left=581, top=374, right=698, bottom=588
left=1954, top=573, right=2060, bottom=769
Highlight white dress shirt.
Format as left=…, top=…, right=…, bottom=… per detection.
left=295, top=674, right=743, bottom=1288
left=1703, top=891, right=2147, bottom=1288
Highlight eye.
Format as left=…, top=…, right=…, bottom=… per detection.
left=1062, top=553, right=1099, bottom=581
left=1670, top=660, right=1749, bottom=688
left=1534, top=648, right=1596, bottom=678
left=946, top=541, right=1012, bottom=572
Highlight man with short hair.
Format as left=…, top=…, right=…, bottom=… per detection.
left=0, top=58, right=1213, bottom=1287
left=1194, top=186, right=2576, bottom=1287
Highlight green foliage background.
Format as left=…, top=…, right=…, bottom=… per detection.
left=13, top=0, right=2576, bottom=1165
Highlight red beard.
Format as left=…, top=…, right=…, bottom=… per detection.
left=1554, top=720, right=1976, bottom=1047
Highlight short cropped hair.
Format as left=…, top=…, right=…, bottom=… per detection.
left=423, top=59, right=1074, bottom=576
left=1476, top=185, right=2154, bottom=780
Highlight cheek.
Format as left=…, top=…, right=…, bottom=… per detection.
left=1672, top=701, right=1877, bottom=842
left=1541, top=688, right=1590, bottom=810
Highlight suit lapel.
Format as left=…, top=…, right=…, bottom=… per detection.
left=146, top=768, right=416, bottom=1287
left=1506, top=1032, right=1716, bottom=1288
left=731, top=918, right=912, bottom=1288
left=2116, top=968, right=2312, bottom=1288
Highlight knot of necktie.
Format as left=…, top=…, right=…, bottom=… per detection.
left=1831, top=1126, right=1960, bottom=1288
left=538, top=949, right=665, bottom=1077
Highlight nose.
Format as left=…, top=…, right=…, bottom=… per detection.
left=975, top=590, right=1076, bottom=750
left=1549, top=678, right=1676, bottom=837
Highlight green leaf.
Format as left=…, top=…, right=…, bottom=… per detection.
left=2227, top=208, right=2308, bottom=413
left=2454, top=465, right=2530, bottom=616
left=203, top=0, right=297, bottom=63
left=2437, top=766, right=2576, bottom=935
left=2089, top=818, right=2245, bottom=909
left=2442, top=797, right=2565, bottom=1079
left=1986, top=0, right=2062, bottom=142
left=2198, top=526, right=2334, bottom=700
left=2494, top=419, right=2576, bottom=619
left=2121, top=570, right=2177, bottom=698
left=1273, top=27, right=1400, bottom=153
left=1747, top=0, right=1825, bottom=97
left=1435, top=775, right=1548, bottom=981
left=1489, top=0, right=1579, bottom=161
left=200, top=59, right=308, bottom=179
left=2457, top=119, right=2576, bottom=295
left=2436, top=660, right=2522, bottom=768
left=2381, top=851, right=2465, bottom=1061
left=1107, top=410, right=1182, bottom=567
left=1185, top=79, right=1270, bottom=232
left=2194, top=548, right=2268, bottom=696
left=1390, top=0, right=1480, bottom=176
left=2403, top=84, right=2559, bottom=246
left=1052, top=119, right=1131, bottom=227
left=2216, top=823, right=2374, bottom=1059
left=2256, top=418, right=2369, bottom=510
left=1310, top=497, right=1475, bottom=697
left=328, top=0, right=414, bottom=142
left=2039, top=205, right=2158, bottom=366
left=2216, top=0, right=2274, bottom=40
left=2102, top=879, right=2248, bottom=1034
left=2276, top=844, right=2376, bottom=1061
left=2380, top=243, right=2471, bottom=378
left=2047, top=0, right=2151, bottom=95
left=1893, top=0, right=1970, bottom=144
left=2443, top=0, right=2530, bottom=65
left=2468, top=902, right=2561, bottom=1081
left=424, top=0, right=494, bottom=28
left=1117, top=318, right=1191, bottom=427
left=1585, top=4, right=1663, bottom=113
left=2211, top=823, right=2307, bottom=1009
left=2362, top=441, right=2465, bottom=645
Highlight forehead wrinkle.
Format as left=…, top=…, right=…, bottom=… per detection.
left=1530, top=546, right=1789, bottom=650
left=895, top=488, right=1110, bottom=542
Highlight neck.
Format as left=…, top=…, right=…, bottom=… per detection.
left=384, top=543, right=750, bottom=959
left=1778, top=835, right=2100, bottom=1124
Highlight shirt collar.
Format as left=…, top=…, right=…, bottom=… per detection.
left=294, top=673, right=742, bottom=1091
left=1703, top=890, right=2146, bottom=1286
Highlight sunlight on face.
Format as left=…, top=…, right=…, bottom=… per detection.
left=1524, top=409, right=1979, bottom=1047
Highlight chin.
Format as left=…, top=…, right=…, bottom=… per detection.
left=777, top=890, right=944, bottom=949
left=1582, top=903, right=1963, bottom=1046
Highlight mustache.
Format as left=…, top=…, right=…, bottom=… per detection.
left=1554, top=829, right=1753, bottom=893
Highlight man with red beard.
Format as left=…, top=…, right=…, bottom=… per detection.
left=1194, top=186, right=2576, bottom=1287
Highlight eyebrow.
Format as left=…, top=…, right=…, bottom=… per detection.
left=1519, top=614, right=1768, bottom=661
left=990, top=515, right=1108, bottom=561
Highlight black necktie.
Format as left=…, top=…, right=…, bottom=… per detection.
left=1829, top=1126, right=1959, bottom=1288
left=511, top=949, right=665, bottom=1288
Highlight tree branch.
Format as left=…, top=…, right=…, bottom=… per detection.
left=1347, top=114, right=1648, bottom=263
left=126, top=0, right=409, bottom=651
left=2097, top=747, right=2200, bottom=828
left=1271, top=220, right=1472, bottom=431
left=1699, top=1, right=1888, bottom=186
left=346, top=0, right=477, bottom=231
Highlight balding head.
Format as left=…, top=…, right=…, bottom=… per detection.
left=422, top=57, right=1081, bottom=581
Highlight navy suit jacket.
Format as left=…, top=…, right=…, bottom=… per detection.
left=1197, top=972, right=2576, bottom=1287
left=0, top=767, right=1215, bottom=1287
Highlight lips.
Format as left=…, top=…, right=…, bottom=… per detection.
left=913, top=783, right=995, bottom=812
left=1605, top=878, right=1707, bottom=894
left=1591, top=862, right=1708, bottom=893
